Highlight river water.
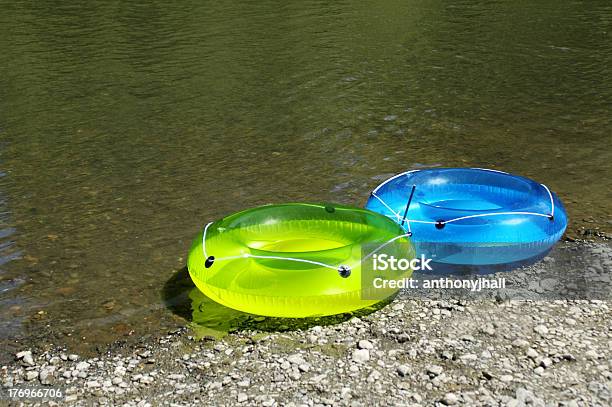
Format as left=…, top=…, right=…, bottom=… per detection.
left=1, top=1, right=610, bottom=358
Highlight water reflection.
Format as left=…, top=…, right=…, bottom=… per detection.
left=163, top=267, right=390, bottom=339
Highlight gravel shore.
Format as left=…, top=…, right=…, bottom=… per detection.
left=2, top=243, right=610, bottom=406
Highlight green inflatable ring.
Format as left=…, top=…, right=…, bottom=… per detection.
left=187, top=203, right=413, bottom=317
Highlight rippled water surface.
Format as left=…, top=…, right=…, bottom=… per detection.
left=1, top=1, right=611, bottom=357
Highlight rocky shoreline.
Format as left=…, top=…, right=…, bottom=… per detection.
left=2, top=243, right=610, bottom=406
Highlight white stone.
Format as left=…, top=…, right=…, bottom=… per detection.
left=512, top=339, right=529, bottom=348
left=443, top=393, right=458, bottom=405
left=15, top=350, right=30, bottom=359
left=534, top=325, right=549, bottom=335
left=287, top=354, right=305, bottom=365
left=427, top=365, right=444, bottom=376
left=23, top=354, right=35, bottom=367
left=25, top=371, right=38, bottom=381
left=352, top=349, right=370, bottom=363
left=39, top=366, right=55, bottom=384
left=540, top=358, right=553, bottom=368
left=397, top=364, right=410, bottom=377
left=585, top=350, right=600, bottom=360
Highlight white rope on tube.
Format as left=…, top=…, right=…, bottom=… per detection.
left=370, top=192, right=402, bottom=220
left=403, top=218, right=413, bottom=234
left=441, top=211, right=551, bottom=224
left=220, top=254, right=338, bottom=270
left=471, top=168, right=509, bottom=174
left=201, top=222, right=213, bottom=259
left=540, top=183, right=555, bottom=217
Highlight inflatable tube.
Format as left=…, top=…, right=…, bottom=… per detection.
left=365, top=168, right=567, bottom=270
left=187, top=203, right=414, bottom=317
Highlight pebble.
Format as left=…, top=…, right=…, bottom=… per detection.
left=237, top=393, right=248, bottom=402
left=39, top=366, right=55, bottom=384
left=25, top=371, right=38, bottom=381
left=15, top=350, right=30, bottom=359
left=358, top=340, right=374, bottom=350
left=512, top=338, right=529, bottom=348
left=75, top=361, right=91, bottom=371
left=534, top=325, right=549, bottom=335
left=459, top=354, right=477, bottom=362
left=397, top=365, right=410, bottom=377
left=540, top=358, right=553, bottom=368
left=287, top=354, right=305, bottom=365
left=68, top=354, right=79, bottom=361
left=500, top=374, right=513, bottom=382
left=442, top=393, right=458, bottom=405
left=368, top=370, right=381, bottom=382
left=140, top=375, right=154, bottom=384
left=441, top=350, right=454, bottom=360
left=526, top=348, right=539, bottom=359
left=16, top=351, right=35, bottom=367
left=352, top=349, right=370, bottom=363
left=483, top=325, right=496, bottom=336
left=427, top=365, right=444, bottom=377
left=392, top=303, right=405, bottom=311
left=565, top=318, right=577, bottom=326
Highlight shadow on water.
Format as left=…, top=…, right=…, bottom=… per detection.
left=162, top=267, right=394, bottom=340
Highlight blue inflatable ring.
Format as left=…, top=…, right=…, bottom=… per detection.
left=365, top=168, right=567, bottom=269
